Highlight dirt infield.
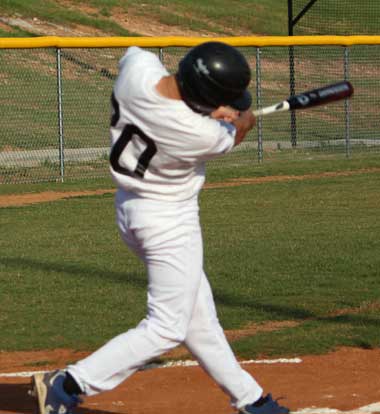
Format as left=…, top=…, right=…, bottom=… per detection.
left=0, top=347, right=380, bottom=414
left=1, top=168, right=380, bottom=208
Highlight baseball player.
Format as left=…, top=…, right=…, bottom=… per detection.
left=31, top=42, right=290, bottom=414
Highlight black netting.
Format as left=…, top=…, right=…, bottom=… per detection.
left=290, top=0, right=380, bottom=35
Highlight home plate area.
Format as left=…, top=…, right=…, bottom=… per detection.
left=0, top=347, right=379, bottom=414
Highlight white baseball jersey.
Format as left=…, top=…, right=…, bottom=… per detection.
left=110, top=46, right=236, bottom=201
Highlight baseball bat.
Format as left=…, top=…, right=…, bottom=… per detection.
left=252, top=81, right=353, bottom=117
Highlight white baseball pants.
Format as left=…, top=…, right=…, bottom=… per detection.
left=68, top=188, right=262, bottom=409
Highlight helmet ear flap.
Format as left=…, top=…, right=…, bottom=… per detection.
left=176, top=71, right=215, bottom=115
left=176, top=42, right=252, bottom=113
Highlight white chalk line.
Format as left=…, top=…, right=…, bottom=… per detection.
left=0, top=359, right=379, bottom=414
left=143, top=357, right=303, bottom=370
left=0, top=357, right=302, bottom=378
left=292, top=402, right=380, bottom=413
left=79, top=402, right=380, bottom=413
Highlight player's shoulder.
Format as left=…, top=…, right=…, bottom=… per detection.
left=125, top=46, right=156, bottom=59
left=119, top=46, right=159, bottom=71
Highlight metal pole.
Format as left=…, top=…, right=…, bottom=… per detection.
left=159, top=47, right=164, bottom=63
left=56, top=47, right=65, bottom=182
left=292, top=0, right=319, bottom=26
left=343, top=47, right=351, bottom=158
left=287, top=0, right=294, bottom=36
left=288, top=0, right=297, bottom=148
left=255, top=47, right=263, bottom=163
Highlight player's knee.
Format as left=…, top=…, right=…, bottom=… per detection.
left=145, top=318, right=187, bottom=343
left=158, top=324, right=187, bottom=343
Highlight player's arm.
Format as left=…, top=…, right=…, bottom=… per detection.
left=210, top=107, right=256, bottom=147
left=231, top=110, right=256, bottom=146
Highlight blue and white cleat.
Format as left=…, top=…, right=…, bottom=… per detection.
left=239, top=394, right=290, bottom=414
left=30, top=370, right=82, bottom=414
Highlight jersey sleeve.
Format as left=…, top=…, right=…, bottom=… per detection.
left=175, top=116, right=236, bottom=163
left=118, top=46, right=154, bottom=68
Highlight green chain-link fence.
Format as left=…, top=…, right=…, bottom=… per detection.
left=0, top=37, right=379, bottom=184
left=289, top=0, right=380, bottom=35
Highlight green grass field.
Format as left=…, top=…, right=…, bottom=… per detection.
left=1, top=159, right=380, bottom=358
left=1, top=0, right=379, bottom=37
left=0, top=0, right=380, bottom=361
left=0, top=0, right=286, bottom=37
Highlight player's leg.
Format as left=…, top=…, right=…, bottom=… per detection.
left=184, top=272, right=289, bottom=413
left=183, top=271, right=263, bottom=409
left=65, top=190, right=203, bottom=395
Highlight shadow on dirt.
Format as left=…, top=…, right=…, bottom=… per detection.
left=0, top=382, right=119, bottom=414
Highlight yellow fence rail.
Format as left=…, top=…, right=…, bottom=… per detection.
left=1, top=35, right=380, bottom=49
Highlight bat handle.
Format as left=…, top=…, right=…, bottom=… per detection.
left=252, top=101, right=290, bottom=117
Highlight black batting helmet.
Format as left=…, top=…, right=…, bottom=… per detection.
left=176, top=41, right=252, bottom=114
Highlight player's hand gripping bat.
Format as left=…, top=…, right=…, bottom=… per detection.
left=252, top=81, right=353, bottom=117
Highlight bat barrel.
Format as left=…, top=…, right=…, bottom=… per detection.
left=252, top=80, right=354, bottom=118
left=287, top=81, right=354, bottom=110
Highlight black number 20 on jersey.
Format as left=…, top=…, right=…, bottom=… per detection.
left=110, top=93, right=157, bottom=178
